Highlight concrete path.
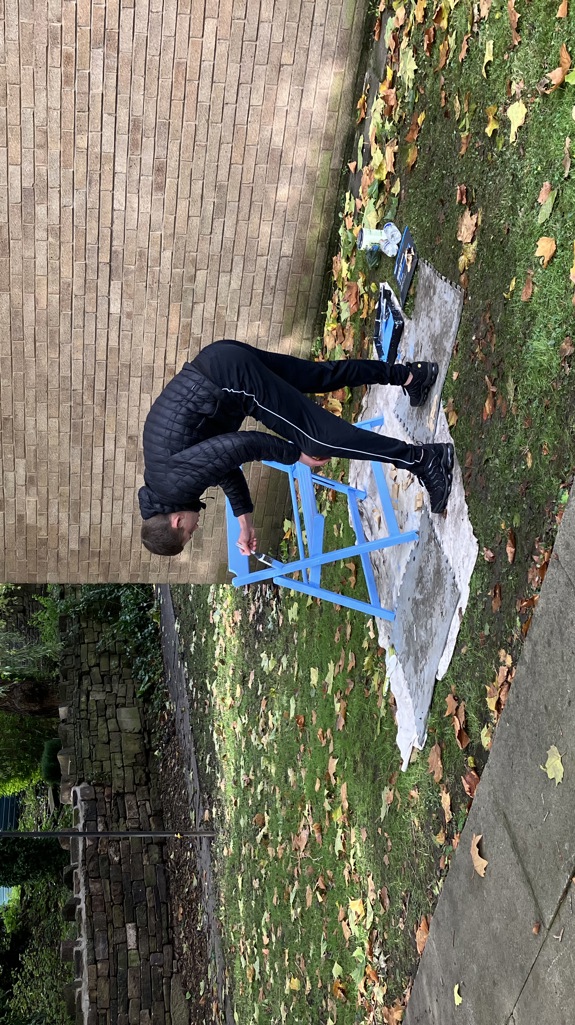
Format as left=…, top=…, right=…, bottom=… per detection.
left=405, top=492, right=575, bottom=1025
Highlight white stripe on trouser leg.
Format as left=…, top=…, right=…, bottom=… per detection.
left=221, top=387, right=423, bottom=471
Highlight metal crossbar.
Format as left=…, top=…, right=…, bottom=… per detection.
left=226, top=417, right=418, bottom=620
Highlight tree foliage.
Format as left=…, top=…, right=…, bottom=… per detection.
left=0, top=839, right=67, bottom=887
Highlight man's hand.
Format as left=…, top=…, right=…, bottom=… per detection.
left=298, top=453, right=331, bottom=468
left=237, top=512, right=257, bottom=555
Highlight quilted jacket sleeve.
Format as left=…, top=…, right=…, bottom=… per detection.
left=153, top=431, right=301, bottom=516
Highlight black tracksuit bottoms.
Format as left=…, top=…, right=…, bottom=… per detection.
left=192, top=339, right=425, bottom=472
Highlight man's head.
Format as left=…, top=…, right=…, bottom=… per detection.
left=141, top=510, right=200, bottom=556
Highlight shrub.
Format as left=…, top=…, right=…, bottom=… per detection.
left=0, top=876, right=74, bottom=1024
left=0, top=839, right=67, bottom=887
left=9, top=947, right=73, bottom=1024
left=39, top=741, right=61, bottom=786
left=0, top=717, right=58, bottom=797
left=0, top=633, right=58, bottom=684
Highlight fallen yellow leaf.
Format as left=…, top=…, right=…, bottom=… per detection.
left=482, top=39, right=494, bottom=78
left=485, top=105, right=499, bottom=137
left=535, top=236, right=556, bottom=268
left=541, top=745, right=564, bottom=784
left=507, top=99, right=527, bottom=143
left=454, top=984, right=463, bottom=1006
left=348, top=897, right=365, bottom=919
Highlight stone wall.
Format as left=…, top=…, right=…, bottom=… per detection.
left=57, top=614, right=188, bottom=1025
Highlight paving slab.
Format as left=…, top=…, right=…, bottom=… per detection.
left=405, top=777, right=546, bottom=1025
left=404, top=492, right=575, bottom=1025
left=511, top=885, right=575, bottom=1025
left=390, top=508, right=460, bottom=743
left=349, top=260, right=476, bottom=764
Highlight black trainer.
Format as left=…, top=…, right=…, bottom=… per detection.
left=416, top=443, right=454, bottom=514
left=403, top=361, right=439, bottom=407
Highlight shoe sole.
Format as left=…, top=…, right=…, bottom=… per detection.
left=409, top=362, right=439, bottom=407
left=429, top=444, right=454, bottom=514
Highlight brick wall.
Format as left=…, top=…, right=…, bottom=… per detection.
left=0, top=0, right=368, bottom=584
left=57, top=613, right=190, bottom=1025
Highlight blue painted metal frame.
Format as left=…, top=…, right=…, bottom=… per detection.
left=225, top=416, right=419, bottom=620
left=373, top=283, right=404, bottom=364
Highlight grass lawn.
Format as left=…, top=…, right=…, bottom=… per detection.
left=167, top=1, right=575, bottom=1022
left=172, top=574, right=456, bottom=1024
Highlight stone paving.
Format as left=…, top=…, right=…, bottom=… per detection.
left=0, top=0, right=369, bottom=584
left=405, top=492, right=575, bottom=1025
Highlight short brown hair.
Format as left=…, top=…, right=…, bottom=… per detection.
left=141, top=514, right=186, bottom=556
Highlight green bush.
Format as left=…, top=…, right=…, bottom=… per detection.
left=0, top=839, right=67, bottom=887
left=0, top=889, right=21, bottom=938
left=9, top=947, right=73, bottom=1024
left=0, top=877, right=74, bottom=1024
left=39, top=741, right=61, bottom=785
left=0, top=989, right=56, bottom=1024
left=0, top=633, right=58, bottom=684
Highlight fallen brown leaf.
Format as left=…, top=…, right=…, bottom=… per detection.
left=471, top=833, right=488, bottom=876
left=445, top=692, right=458, bottom=717
left=521, top=269, right=534, bottom=302
left=559, top=337, right=574, bottom=362
left=457, top=208, right=479, bottom=243
left=506, top=528, right=516, bottom=563
left=453, top=701, right=470, bottom=750
left=424, top=25, right=435, bottom=56
left=415, top=915, right=430, bottom=955
left=459, top=133, right=471, bottom=156
left=546, top=43, right=572, bottom=91
left=508, top=0, right=521, bottom=46
left=333, top=978, right=347, bottom=1001
left=441, top=786, right=452, bottom=824
left=428, top=742, right=443, bottom=783
left=405, top=112, right=421, bottom=144
left=462, top=769, right=480, bottom=799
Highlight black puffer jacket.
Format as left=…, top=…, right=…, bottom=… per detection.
left=138, top=362, right=300, bottom=519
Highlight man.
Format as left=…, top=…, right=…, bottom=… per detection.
left=139, top=339, right=454, bottom=557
